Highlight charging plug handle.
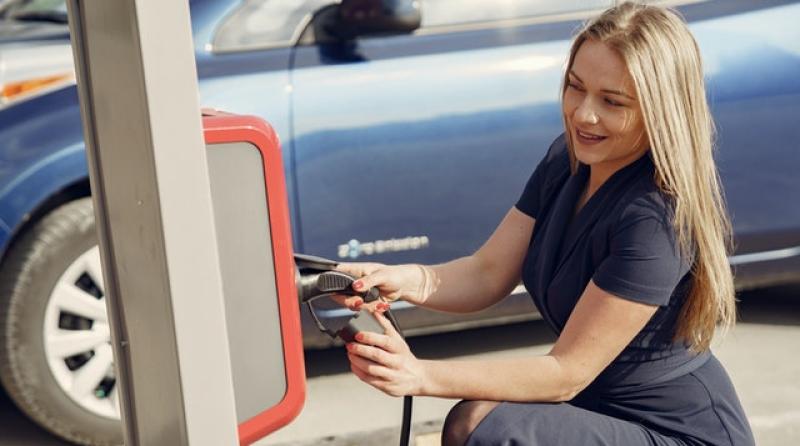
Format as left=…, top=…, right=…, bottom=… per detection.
left=298, top=270, right=380, bottom=304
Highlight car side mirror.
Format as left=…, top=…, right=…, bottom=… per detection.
left=335, top=0, right=421, bottom=39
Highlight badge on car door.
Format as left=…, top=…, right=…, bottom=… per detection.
left=338, top=236, right=430, bottom=259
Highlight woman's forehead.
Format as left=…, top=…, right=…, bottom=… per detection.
left=572, top=39, right=636, bottom=95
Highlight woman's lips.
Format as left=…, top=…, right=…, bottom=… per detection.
left=575, top=128, right=607, bottom=145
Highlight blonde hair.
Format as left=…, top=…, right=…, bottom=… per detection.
left=563, top=2, right=735, bottom=351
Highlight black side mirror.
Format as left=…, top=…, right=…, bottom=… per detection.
left=335, top=0, right=421, bottom=39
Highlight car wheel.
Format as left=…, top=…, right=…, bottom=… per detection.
left=0, top=198, right=121, bottom=445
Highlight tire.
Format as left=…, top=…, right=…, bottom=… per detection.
left=0, top=198, right=122, bottom=446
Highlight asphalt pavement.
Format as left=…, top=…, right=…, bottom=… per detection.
left=1, top=285, right=798, bottom=446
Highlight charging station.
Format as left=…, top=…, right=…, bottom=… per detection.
left=204, top=112, right=306, bottom=444
left=67, top=1, right=306, bottom=444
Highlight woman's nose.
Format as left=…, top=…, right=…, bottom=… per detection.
left=574, top=99, right=599, bottom=125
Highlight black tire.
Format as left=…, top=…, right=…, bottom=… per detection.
left=0, top=198, right=122, bottom=446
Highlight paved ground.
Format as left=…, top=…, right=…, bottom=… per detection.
left=1, top=285, right=798, bottom=445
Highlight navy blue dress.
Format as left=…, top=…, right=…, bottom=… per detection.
left=467, top=135, right=754, bottom=446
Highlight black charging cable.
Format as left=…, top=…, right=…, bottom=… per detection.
left=377, top=309, right=412, bottom=446
left=295, top=254, right=413, bottom=446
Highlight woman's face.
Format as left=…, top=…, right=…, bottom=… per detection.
left=563, top=39, right=649, bottom=175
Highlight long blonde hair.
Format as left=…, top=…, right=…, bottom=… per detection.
left=563, top=2, right=735, bottom=351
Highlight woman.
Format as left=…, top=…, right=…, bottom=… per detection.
left=336, top=3, right=755, bottom=445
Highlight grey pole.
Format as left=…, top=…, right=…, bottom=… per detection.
left=66, top=1, right=239, bottom=444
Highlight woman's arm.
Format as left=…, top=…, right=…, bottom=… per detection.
left=424, top=207, right=535, bottom=313
left=341, top=207, right=536, bottom=313
left=348, top=280, right=657, bottom=401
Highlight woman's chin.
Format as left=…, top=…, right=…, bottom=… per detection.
left=573, top=147, right=604, bottom=166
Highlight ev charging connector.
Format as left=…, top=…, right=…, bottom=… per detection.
left=294, top=254, right=413, bottom=446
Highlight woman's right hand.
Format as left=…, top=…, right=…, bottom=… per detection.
left=333, top=262, right=439, bottom=310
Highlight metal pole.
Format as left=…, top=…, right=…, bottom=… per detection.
left=66, top=1, right=239, bottom=444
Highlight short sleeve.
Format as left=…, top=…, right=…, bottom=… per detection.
left=592, top=198, right=689, bottom=306
left=515, top=134, right=568, bottom=219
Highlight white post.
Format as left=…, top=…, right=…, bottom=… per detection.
left=67, top=1, right=239, bottom=444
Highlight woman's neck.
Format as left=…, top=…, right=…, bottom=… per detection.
left=578, top=148, right=649, bottom=213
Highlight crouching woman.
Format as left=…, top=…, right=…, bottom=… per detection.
left=338, top=3, right=755, bottom=445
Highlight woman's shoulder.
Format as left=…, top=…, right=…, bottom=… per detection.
left=514, top=133, right=571, bottom=219
left=613, top=166, right=675, bottom=231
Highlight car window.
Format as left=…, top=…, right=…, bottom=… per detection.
left=421, top=0, right=611, bottom=28
left=211, top=0, right=333, bottom=52
left=637, top=0, right=709, bottom=5
left=0, top=0, right=67, bottom=23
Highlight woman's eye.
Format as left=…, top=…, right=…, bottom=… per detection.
left=567, top=82, right=584, bottom=92
left=605, top=97, right=623, bottom=107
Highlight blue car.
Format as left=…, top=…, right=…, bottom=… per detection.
left=1, top=0, right=798, bottom=444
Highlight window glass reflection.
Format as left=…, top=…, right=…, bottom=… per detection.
left=213, top=0, right=332, bottom=52
left=421, top=0, right=610, bottom=28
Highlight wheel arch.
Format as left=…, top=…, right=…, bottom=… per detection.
left=0, top=176, right=92, bottom=270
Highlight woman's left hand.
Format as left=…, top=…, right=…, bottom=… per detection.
left=346, top=310, right=426, bottom=397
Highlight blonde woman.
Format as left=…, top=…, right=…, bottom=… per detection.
left=336, top=2, right=754, bottom=445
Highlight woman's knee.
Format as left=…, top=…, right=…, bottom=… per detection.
left=441, top=400, right=500, bottom=446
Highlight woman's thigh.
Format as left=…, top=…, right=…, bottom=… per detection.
left=465, top=401, right=688, bottom=446
left=442, top=400, right=501, bottom=446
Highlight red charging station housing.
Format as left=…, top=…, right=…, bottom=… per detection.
left=203, top=112, right=305, bottom=445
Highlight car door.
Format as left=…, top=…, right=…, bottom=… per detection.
left=289, top=0, right=610, bottom=265
left=677, top=0, right=800, bottom=287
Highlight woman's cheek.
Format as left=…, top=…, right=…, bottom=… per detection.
left=562, top=91, right=579, bottom=117
left=602, top=109, right=632, bottom=138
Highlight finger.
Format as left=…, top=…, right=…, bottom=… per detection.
left=348, top=351, right=394, bottom=380
left=357, top=300, right=383, bottom=314
left=382, top=292, right=401, bottom=303
left=371, top=310, right=400, bottom=338
left=375, top=301, right=392, bottom=312
left=329, top=295, right=363, bottom=310
left=353, top=328, right=393, bottom=352
left=336, top=262, right=382, bottom=278
left=335, top=263, right=388, bottom=295
left=350, top=361, right=402, bottom=398
left=350, top=364, right=395, bottom=396
left=349, top=359, right=391, bottom=389
left=351, top=269, right=392, bottom=293
left=347, top=342, right=397, bottom=368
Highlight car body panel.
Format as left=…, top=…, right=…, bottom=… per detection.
left=196, top=48, right=299, bottom=240
left=687, top=0, right=800, bottom=285
left=0, top=85, right=85, bottom=256
left=691, top=2, right=800, bottom=247
left=0, top=215, right=8, bottom=242
left=0, top=40, right=72, bottom=82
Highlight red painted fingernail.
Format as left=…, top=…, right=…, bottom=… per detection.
left=353, top=280, right=364, bottom=290
left=355, top=333, right=364, bottom=342
left=346, top=343, right=355, bottom=350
